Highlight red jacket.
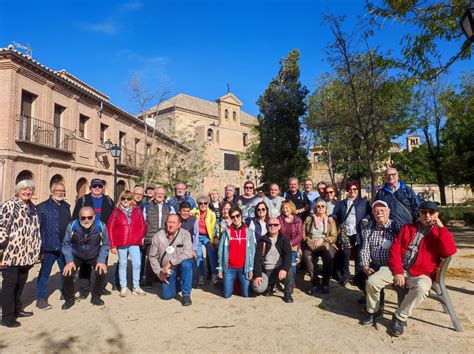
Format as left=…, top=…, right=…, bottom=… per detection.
left=278, top=215, right=303, bottom=249
left=388, top=223, right=456, bottom=278
left=107, top=206, right=146, bottom=249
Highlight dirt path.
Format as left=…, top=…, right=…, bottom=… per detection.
left=1, top=227, right=473, bottom=353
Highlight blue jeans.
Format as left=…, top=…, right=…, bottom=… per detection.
left=36, top=251, right=66, bottom=300
left=161, top=258, right=193, bottom=300
left=222, top=267, right=250, bottom=298
left=118, top=245, right=141, bottom=289
left=196, top=235, right=217, bottom=276
left=291, top=251, right=298, bottom=285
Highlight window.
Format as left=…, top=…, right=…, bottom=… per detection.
left=225, top=109, right=229, bottom=120
left=119, top=131, right=126, bottom=148
left=100, top=123, right=108, bottom=144
left=54, top=104, right=65, bottom=148
left=243, top=133, right=249, bottom=146
left=314, top=153, right=319, bottom=163
left=224, top=153, right=240, bottom=171
left=207, top=129, right=214, bottom=142
left=79, top=114, right=89, bottom=138
left=21, top=90, right=36, bottom=117
left=233, top=111, right=237, bottom=121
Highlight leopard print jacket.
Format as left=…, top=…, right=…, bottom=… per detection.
left=0, top=198, right=41, bottom=266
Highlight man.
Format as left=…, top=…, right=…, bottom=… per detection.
left=145, top=185, right=156, bottom=203
left=374, top=167, right=419, bottom=227
left=148, top=214, right=194, bottom=306
left=252, top=218, right=294, bottom=303
left=283, top=177, right=310, bottom=220
left=167, top=182, right=196, bottom=212
left=132, top=185, right=145, bottom=208
left=35, top=182, right=72, bottom=310
left=72, top=178, right=114, bottom=296
left=223, top=184, right=239, bottom=206
left=178, top=202, right=199, bottom=287
left=316, top=181, right=327, bottom=201
left=354, top=200, right=399, bottom=320
left=141, top=186, right=175, bottom=287
left=61, top=207, right=109, bottom=310
left=304, top=179, right=319, bottom=211
left=263, top=183, right=286, bottom=218
left=363, top=201, right=456, bottom=336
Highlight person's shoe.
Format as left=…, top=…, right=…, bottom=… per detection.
left=119, top=288, right=128, bottom=297
left=132, top=287, right=146, bottom=296
left=307, top=285, right=322, bottom=295
left=264, top=286, right=274, bottom=297
left=198, top=276, right=205, bottom=286
left=91, top=297, right=105, bottom=306
left=181, top=296, right=192, bottom=306
left=360, top=309, right=383, bottom=326
left=322, top=286, right=330, bottom=294
left=101, top=289, right=112, bottom=296
left=36, top=299, right=52, bottom=310
left=2, top=320, right=21, bottom=328
left=339, top=278, right=348, bottom=287
left=211, top=274, right=219, bottom=285
left=61, top=300, right=75, bottom=310
left=79, top=291, right=89, bottom=300
left=389, top=314, right=405, bottom=337
left=283, top=292, right=294, bottom=303
left=16, top=310, right=33, bottom=318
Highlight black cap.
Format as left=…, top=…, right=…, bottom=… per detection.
left=91, top=178, right=105, bottom=186
left=419, top=201, right=439, bottom=211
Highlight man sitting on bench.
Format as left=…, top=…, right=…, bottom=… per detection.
left=363, top=201, right=456, bottom=337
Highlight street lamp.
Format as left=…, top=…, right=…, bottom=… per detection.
left=461, top=0, right=474, bottom=42
left=103, top=139, right=122, bottom=201
left=351, top=134, right=362, bottom=198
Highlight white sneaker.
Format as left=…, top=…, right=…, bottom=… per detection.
left=198, top=276, right=205, bottom=286
left=132, top=287, right=146, bottom=296
left=119, top=288, right=128, bottom=297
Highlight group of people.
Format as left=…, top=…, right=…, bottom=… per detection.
left=0, top=167, right=457, bottom=338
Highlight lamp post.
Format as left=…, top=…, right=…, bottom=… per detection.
left=351, top=134, right=362, bottom=198
left=104, top=139, right=122, bottom=202
left=461, top=0, right=474, bottom=42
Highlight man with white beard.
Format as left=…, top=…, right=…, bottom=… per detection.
left=35, top=182, right=72, bottom=310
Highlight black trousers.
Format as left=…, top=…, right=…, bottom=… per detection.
left=1, top=266, right=31, bottom=324
left=63, top=258, right=106, bottom=301
left=353, top=262, right=382, bottom=293
left=266, top=266, right=294, bottom=293
left=78, top=256, right=109, bottom=292
left=140, top=243, right=156, bottom=285
left=302, top=247, right=334, bottom=287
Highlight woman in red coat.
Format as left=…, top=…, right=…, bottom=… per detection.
left=108, top=190, right=146, bottom=297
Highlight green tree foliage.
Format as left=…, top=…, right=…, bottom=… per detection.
left=391, top=146, right=438, bottom=185
left=366, top=0, right=472, bottom=79
left=249, top=49, right=309, bottom=188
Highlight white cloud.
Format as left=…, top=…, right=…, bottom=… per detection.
left=81, top=20, right=119, bottom=35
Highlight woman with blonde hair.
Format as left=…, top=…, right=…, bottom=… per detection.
left=107, top=190, right=146, bottom=297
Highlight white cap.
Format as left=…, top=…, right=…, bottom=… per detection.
left=372, top=200, right=389, bottom=208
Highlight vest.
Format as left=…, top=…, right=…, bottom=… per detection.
left=145, top=201, right=171, bottom=243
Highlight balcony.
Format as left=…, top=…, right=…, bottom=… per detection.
left=117, top=146, right=145, bottom=175
left=17, top=115, right=75, bottom=153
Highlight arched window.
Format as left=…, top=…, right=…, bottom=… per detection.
left=224, top=109, right=229, bottom=120
left=76, top=177, right=88, bottom=200
left=207, top=129, right=214, bottom=142
left=233, top=111, right=237, bottom=121
left=49, top=174, right=65, bottom=189
left=16, top=170, right=34, bottom=184
left=243, top=133, right=249, bottom=146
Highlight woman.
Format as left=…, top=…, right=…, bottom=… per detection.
left=303, top=199, right=338, bottom=294
left=217, top=201, right=233, bottom=244
left=208, top=189, right=221, bottom=220
left=192, top=196, right=218, bottom=285
left=237, top=180, right=260, bottom=219
left=278, top=200, right=303, bottom=284
left=324, top=184, right=339, bottom=216
left=217, top=206, right=255, bottom=298
left=107, top=190, right=146, bottom=297
left=247, top=201, right=269, bottom=243
left=331, top=181, right=371, bottom=286
left=0, top=180, right=41, bottom=328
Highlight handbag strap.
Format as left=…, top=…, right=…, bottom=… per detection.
left=392, top=193, right=413, bottom=222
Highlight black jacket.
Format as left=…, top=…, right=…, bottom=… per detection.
left=72, top=193, right=115, bottom=224
left=253, top=233, right=292, bottom=278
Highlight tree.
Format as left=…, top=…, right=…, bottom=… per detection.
left=366, top=0, right=472, bottom=79
left=248, top=49, right=309, bottom=188
left=306, top=16, right=414, bottom=198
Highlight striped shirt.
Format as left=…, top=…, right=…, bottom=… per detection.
left=360, top=219, right=398, bottom=268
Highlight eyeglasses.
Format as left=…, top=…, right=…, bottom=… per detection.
left=256, top=208, right=266, bottom=212
left=326, top=191, right=334, bottom=194
left=198, top=202, right=208, bottom=205
left=91, top=185, right=103, bottom=189
left=387, top=173, right=398, bottom=177
left=230, top=214, right=241, bottom=220
left=316, top=205, right=326, bottom=208
left=121, top=197, right=132, bottom=201
left=80, top=216, right=94, bottom=221
left=53, top=189, right=66, bottom=193
left=244, top=186, right=254, bottom=190
left=268, top=224, right=280, bottom=227
left=349, top=188, right=358, bottom=191
left=134, top=193, right=144, bottom=197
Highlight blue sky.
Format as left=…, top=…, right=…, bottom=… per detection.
left=0, top=0, right=470, bottom=119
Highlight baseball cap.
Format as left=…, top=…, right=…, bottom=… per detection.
left=419, top=201, right=439, bottom=211
left=372, top=200, right=389, bottom=208
left=91, top=178, right=105, bottom=186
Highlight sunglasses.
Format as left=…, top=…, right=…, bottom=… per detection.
left=122, top=197, right=132, bottom=201
left=316, top=205, right=326, bottom=208
left=268, top=224, right=280, bottom=227
left=91, top=185, right=103, bottom=189
left=230, top=214, right=241, bottom=219
left=198, top=202, right=208, bottom=205
left=256, top=208, right=266, bottom=212
left=80, top=216, right=94, bottom=221
left=349, top=188, right=358, bottom=191
left=420, top=210, right=436, bottom=215
left=244, top=186, right=254, bottom=189
left=326, top=191, right=334, bottom=194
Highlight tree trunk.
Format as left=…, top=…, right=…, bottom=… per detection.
left=435, top=168, right=447, bottom=205
left=370, top=171, right=377, bottom=202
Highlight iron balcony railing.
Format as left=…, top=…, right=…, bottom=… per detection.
left=119, top=145, right=145, bottom=169
left=17, top=114, right=75, bottom=153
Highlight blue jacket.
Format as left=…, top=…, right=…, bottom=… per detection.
left=217, top=225, right=256, bottom=277
left=62, top=220, right=109, bottom=264
left=167, top=192, right=196, bottom=212
left=331, top=197, right=371, bottom=245
left=36, top=197, right=71, bottom=252
left=374, top=181, right=419, bottom=227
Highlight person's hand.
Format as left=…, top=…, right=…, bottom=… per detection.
left=159, top=270, right=169, bottom=284
left=248, top=272, right=253, bottom=280
left=393, top=273, right=405, bottom=288
left=40, top=254, right=45, bottom=262
left=110, top=248, right=117, bottom=255
left=278, top=270, right=287, bottom=280
left=253, top=277, right=263, bottom=288
left=217, top=271, right=223, bottom=279
left=63, top=262, right=76, bottom=276
left=328, top=216, right=334, bottom=223
left=363, top=265, right=374, bottom=277
left=192, top=251, right=197, bottom=259
left=95, top=263, right=107, bottom=275
left=434, top=216, right=444, bottom=228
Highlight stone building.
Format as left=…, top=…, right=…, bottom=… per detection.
left=142, top=92, right=259, bottom=195
left=0, top=46, right=188, bottom=204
